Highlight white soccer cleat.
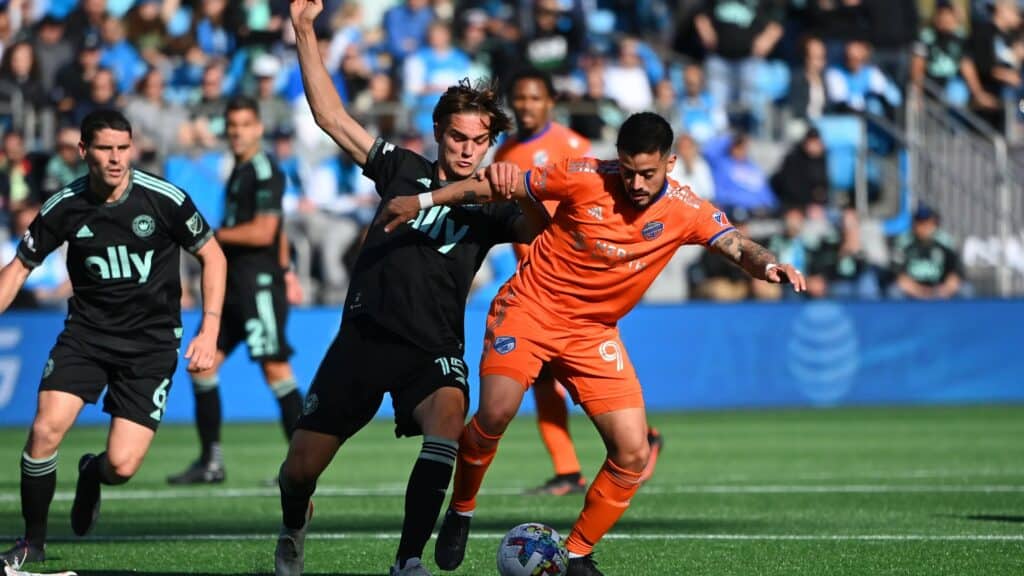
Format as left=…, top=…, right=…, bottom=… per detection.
left=389, top=557, right=432, bottom=576
left=4, top=566, right=77, bottom=576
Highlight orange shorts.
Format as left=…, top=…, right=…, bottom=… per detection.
left=479, top=293, right=644, bottom=417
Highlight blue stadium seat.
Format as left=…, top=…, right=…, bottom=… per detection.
left=755, top=60, right=791, bottom=103
left=816, top=115, right=864, bottom=193
left=164, top=152, right=229, bottom=227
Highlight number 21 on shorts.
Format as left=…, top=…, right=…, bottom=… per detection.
left=599, top=340, right=624, bottom=372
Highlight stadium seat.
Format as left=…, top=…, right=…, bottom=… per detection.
left=816, top=115, right=864, bottom=193
left=164, top=152, right=230, bottom=227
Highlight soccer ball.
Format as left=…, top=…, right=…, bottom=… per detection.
left=496, top=522, right=568, bottom=576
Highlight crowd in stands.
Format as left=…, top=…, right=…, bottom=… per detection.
left=0, top=0, right=1004, bottom=307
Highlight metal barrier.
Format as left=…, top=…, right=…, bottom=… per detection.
left=906, top=82, right=1023, bottom=296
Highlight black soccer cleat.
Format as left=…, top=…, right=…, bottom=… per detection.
left=166, top=459, right=226, bottom=485
left=1, top=538, right=45, bottom=568
left=434, top=509, right=471, bottom=571
left=567, top=554, right=604, bottom=576
left=71, top=453, right=101, bottom=537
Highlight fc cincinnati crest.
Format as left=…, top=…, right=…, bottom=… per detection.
left=132, top=215, right=155, bottom=238
left=186, top=212, right=204, bottom=236
left=494, top=336, right=516, bottom=355
left=532, top=150, right=549, bottom=167
left=642, top=221, right=664, bottom=241
left=712, top=211, right=729, bottom=227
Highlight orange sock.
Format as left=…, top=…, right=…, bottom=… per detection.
left=565, top=458, right=642, bottom=556
left=534, top=378, right=582, bottom=476
left=451, top=416, right=502, bottom=513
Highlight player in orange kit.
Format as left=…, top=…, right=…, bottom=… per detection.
left=381, top=112, right=804, bottom=575
left=494, top=68, right=663, bottom=496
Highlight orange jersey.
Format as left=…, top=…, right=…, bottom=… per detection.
left=513, top=158, right=735, bottom=326
left=494, top=122, right=590, bottom=218
left=495, top=123, right=589, bottom=260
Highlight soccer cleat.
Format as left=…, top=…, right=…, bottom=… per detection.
left=70, top=454, right=101, bottom=537
left=0, top=539, right=45, bottom=568
left=566, top=554, right=604, bottom=576
left=434, top=509, right=471, bottom=571
left=524, top=473, right=588, bottom=496
left=166, top=459, right=226, bottom=485
left=639, top=427, right=664, bottom=484
left=275, top=500, right=313, bottom=576
left=389, top=557, right=432, bottom=576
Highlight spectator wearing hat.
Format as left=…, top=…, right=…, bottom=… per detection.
left=251, top=54, right=292, bottom=141
left=41, top=125, right=88, bottom=197
left=30, top=16, right=74, bottom=96
left=889, top=206, right=967, bottom=300
left=53, top=32, right=104, bottom=116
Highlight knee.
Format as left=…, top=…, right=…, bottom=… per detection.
left=28, top=420, right=66, bottom=456
left=475, top=404, right=516, bottom=437
left=106, top=451, right=144, bottom=480
left=610, top=441, right=650, bottom=474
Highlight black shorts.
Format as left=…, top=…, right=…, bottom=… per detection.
left=40, top=331, right=178, bottom=431
left=217, top=269, right=293, bottom=361
left=297, top=316, right=470, bottom=440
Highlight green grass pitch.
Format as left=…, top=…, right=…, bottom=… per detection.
left=1, top=405, right=1022, bottom=575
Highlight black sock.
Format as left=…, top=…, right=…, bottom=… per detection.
left=21, top=452, right=57, bottom=547
left=279, top=463, right=315, bottom=530
left=271, top=379, right=302, bottom=441
left=193, top=377, right=222, bottom=463
left=396, top=436, right=458, bottom=564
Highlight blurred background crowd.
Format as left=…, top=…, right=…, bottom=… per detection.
left=0, top=0, right=1020, bottom=308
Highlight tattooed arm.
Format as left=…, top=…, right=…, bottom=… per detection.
left=711, top=229, right=806, bottom=291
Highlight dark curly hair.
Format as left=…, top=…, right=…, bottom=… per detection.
left=432, top=78, right=511, bottom=144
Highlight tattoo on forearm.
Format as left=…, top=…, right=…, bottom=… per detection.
left=713, top=231, right=778, bottom=279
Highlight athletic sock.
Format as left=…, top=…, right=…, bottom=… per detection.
left=396, top=436, right=458, bottom=564
left=533, top=377, right=582, bottom=476
left=279, top=464, right=316, bottom=530
left=451, top=416, right=502, bottom=514
left=21, top=451, right=57, bottom=547
left=192, top=376, right=221, bottom=464
left=565, top=457, right=643, bottom=556
left=270, top=378, right=302, bottom=441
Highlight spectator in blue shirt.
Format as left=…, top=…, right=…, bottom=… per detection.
left=382, top=0, right=435, bottom=65
left=402, top=21, right=472, bottom=137
left=677, top=62, right=728, bottom=144
left=825, top=39, right=901, bottom=115
left=99, top=14, right=146, bottom=95
left=703, top=132, right=777, bottom=214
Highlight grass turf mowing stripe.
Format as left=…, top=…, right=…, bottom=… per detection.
left=8, top=533, right=1023, bottom=543
left=1, top=483, right=1021, bottom=503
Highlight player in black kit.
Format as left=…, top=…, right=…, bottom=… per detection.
left=0, top=110, right=226, bottom=569
left=276, top=2, right=546, bottom=576
left=168, top=96, right=304, bottom=485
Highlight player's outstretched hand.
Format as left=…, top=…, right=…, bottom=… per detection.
left=185, top=331, right=218, bottom=373
left=767, top=263, right=806, bottom=293
left=379, top=195, right=421, bottom=233
left=290, top=0, right=322, bottom=29
left=477, top=162, right=520, bottom=200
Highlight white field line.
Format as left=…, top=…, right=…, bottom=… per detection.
left=2, top=483, right=1024, bottom=504
left=11, top=533, right=1024, bottom=543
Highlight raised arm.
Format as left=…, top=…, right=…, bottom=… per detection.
left=710, top=229, right=806, bottom=292
left=0, top=257, right=32, bottom=314
left=291, top=0, right=375, bottom=165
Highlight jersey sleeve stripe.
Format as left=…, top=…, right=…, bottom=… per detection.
left=707, top=226, right=737, bottom=247
left=253, top=153, right=273, bottom=181
left=134, top=171, right=186, bottom=205
left=186, top=228, right=215, bottom=254
left=524, top=169, right=539, bottom=203
left=41, top=179, right=87, bottom=215
left=15, top=248, right=41, bottom=269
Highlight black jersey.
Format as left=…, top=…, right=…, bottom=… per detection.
left=17, top=171, right=214, bottom=352
left=346, top=138, right=523, bottom=354
left=221, top=151, right=284, bottom=272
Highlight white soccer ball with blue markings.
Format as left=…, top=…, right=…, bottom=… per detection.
left=496, top=522, right=568, bottom=576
